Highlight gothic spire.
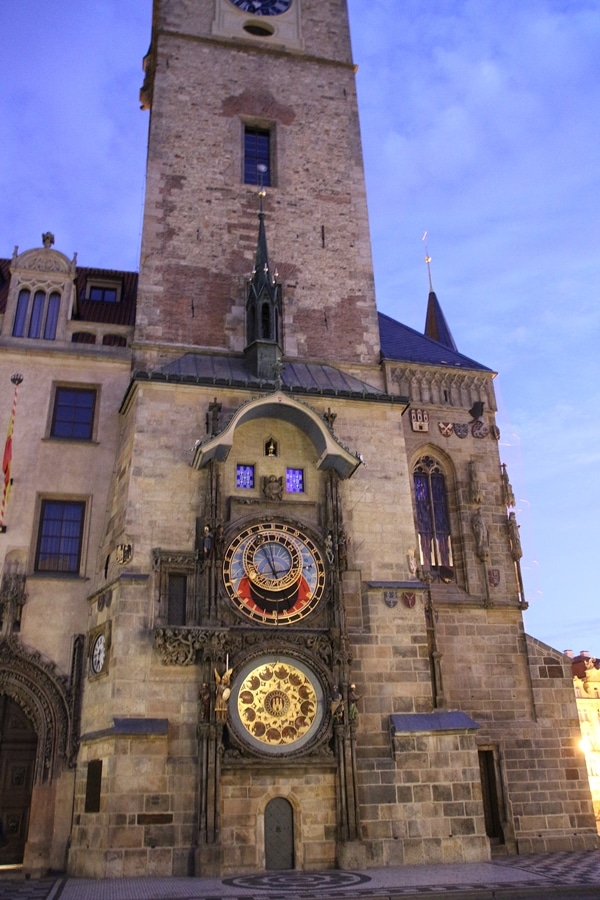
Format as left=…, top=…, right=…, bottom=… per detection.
left=245, top=185, right=283, bottom=379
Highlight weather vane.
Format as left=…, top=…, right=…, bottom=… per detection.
left=422, top=230, right=433, bottom=292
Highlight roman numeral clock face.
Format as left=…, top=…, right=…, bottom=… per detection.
left=223, top=522, right=326, bottom=625
left=229, top=0, right=292, bottom=14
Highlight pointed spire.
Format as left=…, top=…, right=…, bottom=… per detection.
left=245, top=179, right=283, bottom=379
left=424, top=291, right=458, bottom=351
left=421, top=231, right=458, bottom=351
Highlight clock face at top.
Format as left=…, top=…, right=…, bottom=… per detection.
left=229, top=0, right=292, bottom=15
left=223, top=522, right=326, bottom=625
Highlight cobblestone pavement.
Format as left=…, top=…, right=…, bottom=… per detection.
left=1, top=852, right=600, bottom=900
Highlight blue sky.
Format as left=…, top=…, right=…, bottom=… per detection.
left=2, top=1, right=599, bottom=652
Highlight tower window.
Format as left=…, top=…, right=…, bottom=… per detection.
left=244, top=127, right=271, bottom=185
left=413, top=456, right=453, bottom=569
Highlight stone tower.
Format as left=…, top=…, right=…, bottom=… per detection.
left=1, top=0, right=596, bottom=881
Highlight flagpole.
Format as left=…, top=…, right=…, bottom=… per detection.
left=0, top=374, right=24, bottom=532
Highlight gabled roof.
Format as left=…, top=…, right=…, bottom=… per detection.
left=378, top=311, right=492, bottom=373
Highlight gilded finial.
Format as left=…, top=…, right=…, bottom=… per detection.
left=422, top=230, right=434, bottom=293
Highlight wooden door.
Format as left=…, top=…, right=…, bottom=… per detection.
left=0, top=696, right=37, bottom=865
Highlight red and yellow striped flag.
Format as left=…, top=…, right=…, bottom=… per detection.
left=0, top=375, right=23, bottom=528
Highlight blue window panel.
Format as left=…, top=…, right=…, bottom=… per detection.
left=286, top=468, right=304, bottom=493
left=236, top=465, right=255, bottom=489
left=13, top=290, right=30, bottom=337
left=43, top=292, right=61, bottom=339
left=28, top=290, right=45, bottom=338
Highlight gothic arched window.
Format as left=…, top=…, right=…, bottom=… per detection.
left=413, top=455, right=453, bottom=569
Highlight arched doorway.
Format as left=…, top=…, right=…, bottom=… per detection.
left=264, top=797, right=294, bottom=870
left=0, top=696, right=37, bottom=865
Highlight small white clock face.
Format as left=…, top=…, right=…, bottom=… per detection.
left=91, top=634, right=106, bottom=675
left=229, top=0, right=292, bottom=15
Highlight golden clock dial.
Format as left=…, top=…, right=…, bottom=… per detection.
left=223, top=522, right=326, bottom=625
left=229, top=655, right=325, bottom=755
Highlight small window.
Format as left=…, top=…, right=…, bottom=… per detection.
left=167, top=573, right=187, bottom=626
left=286, top=468, right=304, bottom=493
left=89, top=286, right=117, bottom=302
left=236, top=465, right=255, bottom=489
left=244, top=127, right=271, bottom=185
left=72, top=332, right=97, bottom=344
left=51, top=387, right=96, bottom=441
left=102, top=334, right=127, bottom=347
left=84, top=759, right=103, bottom=813
left=12, top=288, right=60, bottom=340
left=35, top=499, right=86, bottom=574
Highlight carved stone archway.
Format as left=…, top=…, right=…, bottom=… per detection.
left=0, top=637, right=82, bottom=783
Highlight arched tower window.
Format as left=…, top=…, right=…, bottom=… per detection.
left=413, top=455, right=453, bottom=569
left=261, top=302, right=271, bottom=340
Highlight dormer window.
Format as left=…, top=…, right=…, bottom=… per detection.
left=85, top=280, right=121, bottom=303
left=12, top=288, right=61, bottom=340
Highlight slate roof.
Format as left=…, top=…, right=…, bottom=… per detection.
left=424, top=290, right=458, bottom=351
left=137, top=352, right=398, bottom=402
left=378, top=311, right=492, bottom=373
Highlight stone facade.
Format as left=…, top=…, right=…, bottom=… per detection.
left=0, top=0, right=597, bottom=880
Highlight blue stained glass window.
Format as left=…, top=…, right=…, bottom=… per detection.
left=236, top=465, right=255, bottom=489
left=286, top=468, right=304, bottom=493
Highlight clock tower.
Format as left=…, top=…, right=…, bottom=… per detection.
left=62, top=0, right=598, bottom=880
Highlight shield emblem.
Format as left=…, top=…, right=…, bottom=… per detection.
left=488, top=568, right=500, bottom=587
left=454, top=423, right=468, bottom=439
left=438, top=422, right=453, bottom=438
left=384, top=590, right=398, bottom=608
left=116, top=543, right=133, bottom=565
left=472, top=421, right=489, bottom=439
left=403, top=592, right=416, bottom=609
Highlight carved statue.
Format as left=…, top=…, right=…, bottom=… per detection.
left=214, top=667, right=232, bottom=722
left=507, top=512, right=523, bottom=561
left=199, top=683, right=211, bottom=721
left=337, top=530, right=348, bottom=571
left=468, top=459, right=483, bottom=506
left=206, top=398, right=222, bottom=437
left=202, top=525, right=213, bottom=561
left=325, top=533, right=334, bottom=565
left=348, top=684, right=361, bottom=723
left=471, top=510, right=489, bottom=560
left=263, top=475, right=283, bottom=501
left=501, top=463, right=516, bottom=509
left=41, top=231, right=55, bottom=249
left=330, top=686, right=344, bottom=722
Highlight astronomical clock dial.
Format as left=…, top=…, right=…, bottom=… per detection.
left=229, top=0, right=292, bottom=14
left=228, top=655, right=325, bottom=755
left=223, top=522, right=326, bottom=625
